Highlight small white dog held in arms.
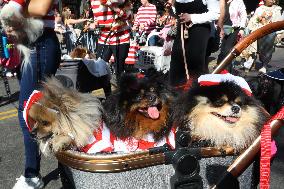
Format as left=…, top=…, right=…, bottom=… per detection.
left=0, top=0, right=44, bottom=64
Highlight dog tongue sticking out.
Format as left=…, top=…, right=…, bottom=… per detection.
left=225, top=116, right=239, bottom=123
left=148, top=107, right=160, bottom=119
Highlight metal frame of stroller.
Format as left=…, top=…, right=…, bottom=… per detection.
left=55, top=21, right=284, bottom=188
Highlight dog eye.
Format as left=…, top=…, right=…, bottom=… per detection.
left=136, top=95, right=142, bottom=101
left=41, top=120, right=50, bottom=126
left=214, top=99, right=225, bottom=106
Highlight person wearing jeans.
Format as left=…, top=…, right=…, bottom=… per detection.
left=17, top=29, right=61, bottom=178
left=2, top=0, right=61, bottom=188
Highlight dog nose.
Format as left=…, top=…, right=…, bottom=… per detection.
left=231, top=105, right=240, bottom=114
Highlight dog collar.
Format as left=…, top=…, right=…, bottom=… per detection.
left=198, top=73, right=252, bottom=96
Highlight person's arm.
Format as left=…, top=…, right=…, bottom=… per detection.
left=217, top=0, right=226, bottom=38
left=144, top=5, right=157, bottom=29
left=25, top=0, right=54, bottom=17
left=190, top=0, right=220, bottom=24
left=133, top=11, right=140, bottom=31
left=179, top=0, right=220, bottom=24
left=217, top=0, right=225, bottom=29
left=238, top=0, right=247, bottom=29
left=66, top=18, right=89, bottom=25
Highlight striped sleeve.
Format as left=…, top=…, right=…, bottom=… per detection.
left=134, top=4, right=157, bottom=33
left=144, top=5, right=157, bottom=28
left=91, top=0, right=130, bottom=45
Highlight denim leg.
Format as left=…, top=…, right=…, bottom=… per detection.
left=148, top=35, right=158, bottom=46
left=18, top=59, right=40, bottom=178
left=18, top=31, right=60, bottom=178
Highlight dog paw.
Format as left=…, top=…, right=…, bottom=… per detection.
left=51, top=136, right=72, bottom=152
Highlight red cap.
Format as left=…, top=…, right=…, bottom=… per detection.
left=259, top=0, right=264, bottom=6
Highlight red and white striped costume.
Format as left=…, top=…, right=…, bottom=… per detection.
left=133, top=3, right=157, bottom=34
left=90, top=0, right=131, bottom=45
left=82, top=122, right=176, bottom=153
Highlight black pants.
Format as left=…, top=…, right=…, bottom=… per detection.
left=169, top=24, right=211, bottom=86
left=217, top=28, right=240, bottom=69
left=97, top=43, right=130, bottom=79
left=257, top=33, right=276, bottom=68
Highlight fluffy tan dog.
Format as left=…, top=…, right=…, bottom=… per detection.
left=25, top=78, right=103, bottom=155
left=172, top=75, right=270, bottom=152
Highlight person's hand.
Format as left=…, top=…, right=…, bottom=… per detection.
left=238, top=29, right=244, bottom=37
left=139, top=23, right=145, bottom=31
left=179, top=13, right=191, bottom=24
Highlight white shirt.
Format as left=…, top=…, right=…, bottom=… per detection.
left=176, top=0, right=220, bottom=24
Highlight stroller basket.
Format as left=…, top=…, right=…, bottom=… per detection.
left=136, top=46, right=163, bottom=71
left=56, top=147, right=259, bottom=189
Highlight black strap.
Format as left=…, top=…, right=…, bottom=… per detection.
left=0, top=66, right=11, bottom=98
left=98, top=20, right=115, bottom=58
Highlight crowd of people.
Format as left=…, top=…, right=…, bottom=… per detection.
left=0, top=0, right=284, bottom=188
left=52, top=0, right=284, bottom=82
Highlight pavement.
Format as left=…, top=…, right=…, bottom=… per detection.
left=0, top=47, right=284, bottom=189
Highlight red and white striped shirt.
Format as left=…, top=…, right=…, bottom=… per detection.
left=133, top=3, right=157, bottom=34
left=42, top=0, right=58, bottom=29
left=81, top=122, right=176, bottom=154
left=91, top=0, right=131, bottom=45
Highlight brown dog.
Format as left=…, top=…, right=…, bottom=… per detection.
left=26, top=77, right=103, bottom=155
left=103, top=71, right=174, bottom=140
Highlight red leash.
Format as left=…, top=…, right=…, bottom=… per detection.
left=260, top=106, right=284, bottom=189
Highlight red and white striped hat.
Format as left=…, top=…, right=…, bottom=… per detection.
left=198, top=73, right=252, bottom=96
left=23, top=90, right=43, bottom=131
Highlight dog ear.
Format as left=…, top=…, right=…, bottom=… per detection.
left=119, top=73, right=140, bottom=93
left=42, top=77, right=63, bottom=100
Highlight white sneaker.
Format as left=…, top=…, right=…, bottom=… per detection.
left=12, top=175, right=44, bottom=189
left=259, top=67, right=267, bottom=73
left=5, top=72, right=13, bottom=77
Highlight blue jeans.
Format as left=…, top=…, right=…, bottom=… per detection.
left=148, top=35, right=159, bottom=46
left=18, top=30, right=61, bottom=178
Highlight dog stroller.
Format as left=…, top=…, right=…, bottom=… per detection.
left=56, top=21, right=284, bottom=189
